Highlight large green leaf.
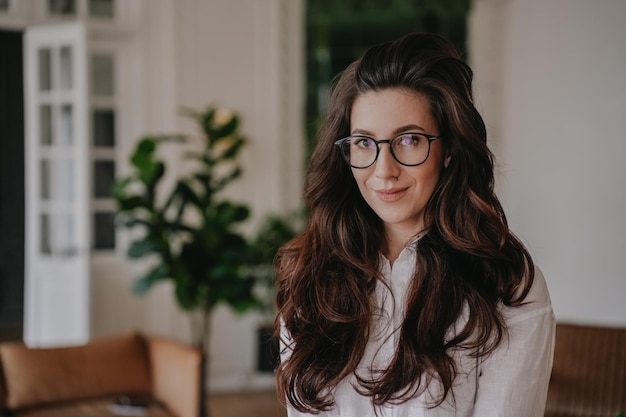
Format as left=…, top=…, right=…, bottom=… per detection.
left=212, top=115, right=239, bottom=140
left=144, top=161, right=165, bottom=188
left=129, top=138, right=166, bottom=186
left=213, top=275, right=260, bottom=313
left=177, top=181, right=204, bottom=208
left=216, top=136, right=245, bottom=160
left=112, top=177, right=131, bottom=199
left=131, top=138, right=157, bottom=169
left=175, top=279, right=201, bottom=311
left=133, top=263, right=168, bottom=295
left=116, top=196, right=149, bottom=211
left=123, top=218, right=151, bottom=229
left=201, top=108, right=217, bottom=138
left=127, top=236, right=164, bottom=259
left=215, top=201, right=250, bottom=225
left=249, top=214, right=300, bottom=263
left=212, top=167, right=242, bottom=193
left=229, top=297, right=261, bottom=314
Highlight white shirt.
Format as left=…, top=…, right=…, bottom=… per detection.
left=282, top=243, right=555, bottom=417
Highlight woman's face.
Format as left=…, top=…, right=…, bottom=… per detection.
left=349, top=88, right=447, bottom=238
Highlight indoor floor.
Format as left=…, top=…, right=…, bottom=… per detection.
left=209, top=391, right=287, bottom=417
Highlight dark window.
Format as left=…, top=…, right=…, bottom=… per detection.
left=93, top=109, right=115, bottom=147
left=49, top=0, right=76, bottom=15
left=89, top=0, right=114, bottom=18
left=94, top=160, right=115, bottom=198
left=93, top=212, right=115, bottom=249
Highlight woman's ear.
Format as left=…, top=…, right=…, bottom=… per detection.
left=444, top=153, right=451, bottom=168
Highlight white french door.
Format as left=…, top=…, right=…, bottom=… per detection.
left=24, top=22, right=90, bottom=347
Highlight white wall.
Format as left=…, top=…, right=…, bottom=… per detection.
left=470, top=0, right=626, bottom=326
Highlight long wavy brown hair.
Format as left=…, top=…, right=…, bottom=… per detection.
left=274, top=32, right=534, bottom=412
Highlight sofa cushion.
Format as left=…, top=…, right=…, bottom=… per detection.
left=0, top=332, right=152, bottom=410
left=13, top=396, right=172, bottom=417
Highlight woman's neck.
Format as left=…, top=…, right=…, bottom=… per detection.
left=383, top=223, right=425, bottom=266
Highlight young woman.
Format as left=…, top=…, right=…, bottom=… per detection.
left=274, top=32, right=555, bottom=416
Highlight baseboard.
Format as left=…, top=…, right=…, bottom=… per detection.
left=209, top=371, right=276, bottom=393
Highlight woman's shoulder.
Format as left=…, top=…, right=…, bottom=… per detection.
left=501, top=265, right=554, bottom=325
left=526, top=265, right=551, bottom=307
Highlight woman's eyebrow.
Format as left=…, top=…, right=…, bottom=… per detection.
left=350, top=128, right=374, bottom=136
left=392, top=124, right=427, bottom=135
left=350, top=124, right=427, bottom=137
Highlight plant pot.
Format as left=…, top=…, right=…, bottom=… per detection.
left=256, top=323, right=279, bottom=373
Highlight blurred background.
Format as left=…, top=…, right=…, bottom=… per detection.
left=0, top=0, right=624, bottom=399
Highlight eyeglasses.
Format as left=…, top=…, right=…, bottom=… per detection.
left=334, top=132, right=440, bottom=169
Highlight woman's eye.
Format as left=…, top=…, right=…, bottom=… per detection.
left=396, top=134, right=422, bottom=147
left=353, top=138, right=375, bottom=148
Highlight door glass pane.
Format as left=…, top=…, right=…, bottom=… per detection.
left=59, top=159, right=74, bottom=202
left=49, top=0, right=76, bottom=15
left=40, top=105, right=53, bottom=145
left=39, top=49, right=52, bottom=91
left=40, top=159, right=51, bottom=200
left=41, top=214, right=52, bottom=254
left=60, top=46, right=72, bottom=90
left=59, top=213, right=76, bottom=256
left=94, top=212, right=115, bottom=249
left=93, top=109, right=115, bottom=147
left=61, top=104, right=73, bottom=145
left=89, top=0, right=113, bottom=18
left=91, top=54, right=114, bottom=96
left=94, top=160, right=115, bottom=198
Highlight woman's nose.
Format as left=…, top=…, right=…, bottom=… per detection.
left=374, top=144, right=401, bottom=179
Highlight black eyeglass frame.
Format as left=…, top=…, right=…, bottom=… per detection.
left=334, top=132, right=441, bottom=169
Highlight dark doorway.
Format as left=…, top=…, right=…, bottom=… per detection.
left=0, top=29, right=25, bottom=341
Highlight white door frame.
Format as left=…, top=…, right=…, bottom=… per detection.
left=24, top=21, right=90, bottom=347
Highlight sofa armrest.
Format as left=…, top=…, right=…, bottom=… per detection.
left=0, top=358, right=6, bottom=411
left=146, top=336, right=202, bottom=417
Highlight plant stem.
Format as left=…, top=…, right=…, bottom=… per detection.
left=199, top=306, right=211, bottom=417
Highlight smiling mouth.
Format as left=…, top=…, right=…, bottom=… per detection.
left=375, top=188, right=408, bottom=202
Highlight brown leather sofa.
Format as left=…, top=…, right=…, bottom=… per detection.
left=545, top=323, right=626, bottom=417
left=0, top=332, right=202, bottom=417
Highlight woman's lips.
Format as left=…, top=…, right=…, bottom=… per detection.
left=374, top=187, right=408, bottom=202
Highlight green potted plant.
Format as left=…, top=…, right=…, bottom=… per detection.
left=113, top=105, right=266, bottom=417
